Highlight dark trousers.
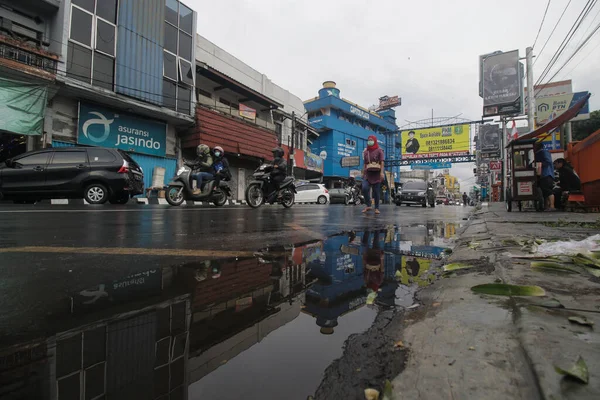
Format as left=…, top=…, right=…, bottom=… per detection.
left=362, top=181, right=381, bottom=209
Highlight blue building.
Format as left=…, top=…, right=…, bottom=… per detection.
left=304, top=82, right=400, bottom=188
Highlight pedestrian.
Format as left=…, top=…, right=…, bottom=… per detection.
left=534, top=142, right=556, bottom=211
left=552, top=158, right=581, bottom=210
left=362, top=135, right=385, bottom=214
left=462, top=192, right=468, bottom=206
left=191, top=144, right=214, bottom=195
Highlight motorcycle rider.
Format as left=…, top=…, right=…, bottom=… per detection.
left=190, top=144, right=214, bottom=195
left=266, top=147, right=287, bottom=203
left=211, top=146, right=231, bottom=189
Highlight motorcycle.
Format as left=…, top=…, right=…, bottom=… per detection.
left=344, top=186, right=364, bottom=205
left=245, top=164, right=296, bottom=208
left=165, top=162, right=232, bottom=207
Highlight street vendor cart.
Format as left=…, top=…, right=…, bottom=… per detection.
left=505, top=138, right=544, bottom=212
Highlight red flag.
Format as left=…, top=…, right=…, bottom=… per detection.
left=510, top=120, right=518, bottom=140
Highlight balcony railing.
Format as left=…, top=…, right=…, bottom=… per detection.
left=0, top=35, right=58, bottom=76
left=196, top=92, right=276, bottom=132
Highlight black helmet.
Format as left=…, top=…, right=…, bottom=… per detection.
left=272, top=147, right=284, bottom=158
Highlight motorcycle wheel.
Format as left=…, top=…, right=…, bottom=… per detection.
left=245, top=183, right=264, bottom=208
left=281, top=188, right=295, bottom=208
left=344, top=196, right=350, bottom=205
left=213, top=190, right=228, bottom=207
left=166, top=185, right=185, bottom=206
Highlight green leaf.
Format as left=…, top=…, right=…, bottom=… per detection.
left=555, top=356, right=589, bottom=384
left=537, top=298, right=565, bottom=309
left=443, top=263, right=475, bottom=272
left=382, top=380, right=394, bottom=400
left=530, top=261, right=581, bottom=274
left=468, top=242, right=481, bottom=250
left=584, top=267, right=600, bottom=277
left=502, top=239, right=522, bottom=246
left=471, top=284, right=546, bottom=297
left=568, top=316, right=594, bottom=327
left=572, top=254, right=600, bottom=269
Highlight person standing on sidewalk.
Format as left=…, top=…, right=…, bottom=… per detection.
left=362, top=135, right=385, bottom=215
left=534, top=142, right=556, bottom=211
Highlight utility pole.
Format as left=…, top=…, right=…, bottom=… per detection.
left=289, top=111, right=295, bottom=176
left=526, top=47, right=535, bottom=131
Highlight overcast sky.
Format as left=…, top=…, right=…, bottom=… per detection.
left=191, top=0, right=600, bottom=192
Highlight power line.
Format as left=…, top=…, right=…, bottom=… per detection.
left=534, top=0, right=573, bottom=65
left=533, top=0, right=553, bottom=48
left=560, top=34, right=600, bottom=78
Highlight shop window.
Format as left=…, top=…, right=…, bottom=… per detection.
left=96, top=19, right=116, bottom=56
left=163, top=79, right=177, bottom=111
left=179, top=4, right=194, bottom=34
left=164, top=23, right=178, bottom=55
left=178, top=59, right=194, bottom=86
left=92, top=52, right=115, bottom=90
left=163, top=51, right=178, bottom=81
left=70, top=7, right=93, bottom=46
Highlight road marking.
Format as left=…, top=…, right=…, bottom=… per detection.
left=0, top=246, right=257, bottom=258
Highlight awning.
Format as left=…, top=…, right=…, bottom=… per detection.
left=196, top=63, right=283, bottom=109
left=0, top=76, right=48, bottom=136
left=510, top=93, right=591, bottom=145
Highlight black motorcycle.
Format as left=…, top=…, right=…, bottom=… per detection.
left=245, top=164, right=296, bottom=208
left=345, top=186, right=364, bottom=205
left=165, top=161, right=231, bottom=207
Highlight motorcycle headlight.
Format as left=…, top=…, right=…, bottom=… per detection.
left=418, top=191, right=426, bottom=196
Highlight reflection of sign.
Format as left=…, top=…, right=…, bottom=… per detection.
left=399, top=257, right=432, bottom=287
left=401, top=124, right=470, bottom=159
left=239, top=104, right=256, bottom=120
left=535, top=92, right=590, bottom=124
left=235, top=297, right=253, bottom=312
left=480, top=124, right=500, bottom=153
left=482, top=50, right=522, bottom=116
left=518, top=181, right=533, bottom=195
left=489, top=161, right=502, bottom=171
left=378, top=95, right=401, bottom=110
left=78, top=103, right=167, bottom=157
left=341, top=156, right=360, bottom=167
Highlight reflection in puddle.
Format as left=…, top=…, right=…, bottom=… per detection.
left=0, top=222, right=458, bottom=400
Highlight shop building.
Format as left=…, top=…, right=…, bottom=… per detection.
left=182, top=35, right=320, bottom=201
left=1, top=0, right=200, bottom=191
left=304, top=82, right=400, bottom=188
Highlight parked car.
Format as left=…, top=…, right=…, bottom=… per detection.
left=0, top=147, right=144, bottom=204
left=395, top=181, right=435, bottom=207
left=328, top=188, right=348, bottom=204
left=295, top=183, right=330, bottom=204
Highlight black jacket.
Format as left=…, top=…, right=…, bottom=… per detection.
left=558, top=165, right=581, bottom=191
left=190, top=154, right=213, bottom=173
left=271, top=157, right=287, bottom=177
left=213, top=157, right=231, bottom=181
left=406, top=138, right=420, bottom=154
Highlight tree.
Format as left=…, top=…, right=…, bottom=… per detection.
left=572, top=110, right=600, bottom=141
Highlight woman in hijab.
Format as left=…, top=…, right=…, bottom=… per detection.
left=362, top=135, right=385, bottom=214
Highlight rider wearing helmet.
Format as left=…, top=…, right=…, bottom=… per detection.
left=191, top=144, right=214, bottom=195
left=266, top=147, right=287, bottom=203
left=211, top=145, right=231, bottom=188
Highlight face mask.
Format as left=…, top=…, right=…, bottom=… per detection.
left=214, top=151, right=221, bottom=157
left=368, top=140, right=375, bottom=146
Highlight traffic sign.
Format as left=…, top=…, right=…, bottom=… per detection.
left=489, top=161, right=502, bottom=171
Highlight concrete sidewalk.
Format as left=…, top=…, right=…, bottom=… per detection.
left=391, top=203, right=600, bottom=399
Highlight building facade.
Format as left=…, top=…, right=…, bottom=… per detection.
left=304, top=82, right=400, bottom=188
left=0, top=0, right=199, bottom=192
left=182, top=35, right=319, bottom=201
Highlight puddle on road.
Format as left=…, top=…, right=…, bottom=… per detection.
left=0, top=221, right=459, bottom=400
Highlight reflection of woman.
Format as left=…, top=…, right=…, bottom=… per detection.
left=362, top=231, right=384, bottom=294
left=405, top=131, right=420, bottom=154
left=406, top=257, right=421, bottom=277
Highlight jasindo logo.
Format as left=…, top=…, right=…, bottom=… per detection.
left=82, top=111, right=114, bottom=143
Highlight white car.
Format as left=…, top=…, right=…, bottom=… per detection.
left=295, top=183, right=330, bottom=204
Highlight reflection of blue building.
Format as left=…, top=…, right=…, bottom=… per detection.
left=304, top=82, right=400, bottom=186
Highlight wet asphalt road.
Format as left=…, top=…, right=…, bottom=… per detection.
left=0, top=203, right=470, bottom=399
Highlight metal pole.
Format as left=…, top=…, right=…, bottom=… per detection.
left=289, top=111, right=295, bottom=176
left=501, top=117, right=508, bottom=202
left=526, top=47, right=535, bottom=131
left=565, top=121, right=573, bottom=144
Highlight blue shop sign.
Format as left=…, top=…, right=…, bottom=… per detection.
left=77, top=102, right=167, bottom=157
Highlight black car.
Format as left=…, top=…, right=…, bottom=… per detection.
left=328, top=188, right=349, bottom=204
left=0, top=147, right=144, bottom=204
left=395, top=181, right=435, bottom=208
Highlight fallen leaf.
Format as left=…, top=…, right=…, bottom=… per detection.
left=394, top=340, right=404, bottom=348
left=555, top=356, right=589, bottom=384
left=568, top=316, right=594, bottom=327
left=530, top=261, right=581, bottom=274
left=356, top=368, right=362, bottom=372
left=432, top=302, right=441, bottom=307
left=536, top=298, right=565, bottom=309
left=382, top=380, right=393, bottom=400
left=443, top=263, right=475, bottom=272
left=468, top=242, right=481, bottom=250
left=471, top=283, right=546, bottom=297
left=448, top=359, right=456, bottom=366
left=364, top=388, right=380, bottom=400
left=407, top=304, right=419, bottom=309
left=468, top=346, right=475, bottom=351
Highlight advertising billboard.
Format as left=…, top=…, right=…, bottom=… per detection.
left=479, top=124, right=501, bottom=154
left=77, top=102, right=167, bottom=157
left=482, top=50, right=523, bottom=116
left=239, top=104, right=256, bottom=121
left=378, top=95, right=401, bottom=110
left=535, top=91, right=590, bottom=125
left=400, top=124, right=470, bottom=159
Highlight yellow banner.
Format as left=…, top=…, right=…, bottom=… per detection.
left=398, top=257, right=433, bottom=287
left=401, top=124, right=470, bottom=159
left=535, top=94, right=573, bottom=125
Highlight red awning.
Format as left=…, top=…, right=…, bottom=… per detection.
left=511, top=93, right=591, bottom=144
